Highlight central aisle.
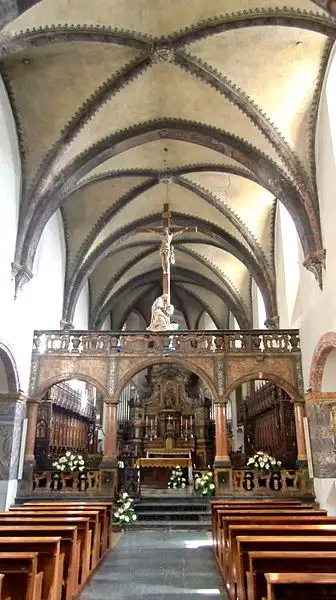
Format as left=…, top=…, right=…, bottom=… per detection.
left=79, top=529, right=228, bottom=599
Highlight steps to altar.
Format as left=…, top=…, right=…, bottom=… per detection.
left=133, top=496, right=211, bottom=529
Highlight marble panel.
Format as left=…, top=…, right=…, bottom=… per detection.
left=307, top=402, right=336, bottom=478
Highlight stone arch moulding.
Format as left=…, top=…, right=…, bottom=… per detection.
left=0, top=339, right=20, bottom=394
left=224, top=366, right=301, bottom=401
left=308, top=331, right=336, bottom=392
left=111, top=355, right=220, bottom=404
left=30, top=359, right=110, bottom=401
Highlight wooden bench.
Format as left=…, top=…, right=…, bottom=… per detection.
left=0, top=526, right=78, bottom=600
left=228, top=524, right=336, bottom=599
left=0, top=537, right=62, bottom=600
left=212, top=503, right=317, bottom=557
left=247, top=551, right=336, bottom=600
left=0, top=552, right=43, bottom=600
left=211, top=500, right=307, bottom=555
left=264, top=572, right=336, bottom=600
left=218, top=514, right=336, bottom=576
left=8, top=509, right=100, bottom=571
left=0, top=516, right=91, bottom=587
left=236, top=536, right=336, bottom=600
left=215, top=508, right=327, bottom=573
left=21, top=503, right=111, bottom=556
left=23, top=503, right=113, bottom=553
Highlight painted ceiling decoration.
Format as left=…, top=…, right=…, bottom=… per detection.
left=1, top=0, right=335, bottom=329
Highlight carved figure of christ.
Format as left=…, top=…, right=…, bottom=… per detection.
left=137, top=203, right=197, bottom=305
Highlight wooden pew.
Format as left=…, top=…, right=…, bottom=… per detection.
left=23, top=503, right=113, bottom=552
left=8, top=509, right=100, bottom=571
left=216, top=508, right=327, bottom=573
left=218, top=514, right=336, bottom=576
left=21, top=503, right=111, bottom=556
left=211, top=500, right=307, bottom=555
left=247, top=551, right=336, bottom=600
left=212, top=502, right=316, bottom=558
left=236, top=536, right=336, bottom=600
left=0, top=552, right=43, bottom=600
left=228, top=523, right=336, bottom=599
left=264, top=572, right=336, bottom=600
left=0, top=517, right=90, bottom=588
left=0, top=537, right=62, bottom=600
left=0, top=526, right=78, bottom=600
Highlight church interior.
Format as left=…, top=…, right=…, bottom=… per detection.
left=1, top=0, right=336, bottom=598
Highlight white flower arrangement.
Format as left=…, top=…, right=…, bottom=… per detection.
left=113, top=491, right=137, bottom=527
left=246, top=451, right=282, bottom=473
left=194, top=471, right=215, bottom=497
left=168, top=465, right=187, bottom=489
left=52, top=451, right=85, bottom=473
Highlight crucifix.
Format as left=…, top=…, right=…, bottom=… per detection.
left=137, top=203, right=197, bottom=305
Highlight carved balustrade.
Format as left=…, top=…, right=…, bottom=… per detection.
left=231, top=468, right=313, bottom=496
left=32, top=469, right=101, bottom=495
left=33, top=329, right=300, bottom=356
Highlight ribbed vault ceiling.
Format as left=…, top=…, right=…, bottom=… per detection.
left=1, top=0, right=335, bottom=329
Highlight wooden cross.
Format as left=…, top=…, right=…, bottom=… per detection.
left=137, top=203, right=197, bottom=305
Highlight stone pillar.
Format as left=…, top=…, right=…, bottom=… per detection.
left=24, top=399, right=39, bottom=464
left=102, top=402, right=118, bottom=464
left=100, top=401, right=118, bottom=496
left=0, top=393, right=25, bottom=507
left=214, top=403, right=231, bottom=466
left=294, top=400, right=308, bottom=466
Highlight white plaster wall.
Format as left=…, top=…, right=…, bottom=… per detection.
left=4, top=211, right=66, bottom=393
left=251, top=280, right=266, bottom=329
left=124, top=310, right=146, bottom=330
left=101, top=315, right=111, bottom=330
left=299, top=47, right=336, bottom=383
left=322, top=348, right=336, bottom=392
left=274, top=47, right=336, bottom=512
left=0, top=75, right=66, bottom=507
left=73, top=281, right=89, bottom=329
left=197, top=311, right=217, bottom=330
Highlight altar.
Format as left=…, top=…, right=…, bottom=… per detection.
left=137, top=452, right=192, bottom=488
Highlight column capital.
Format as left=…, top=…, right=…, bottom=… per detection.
left=26, top=396, right=41, bottom=405
left=104, top=399, right=119, bottom=406
left=292, top=396, right=306, bottom=405
left=60, top=320, right=74, bottom=329
left=0, top=392, right=27, bottom=404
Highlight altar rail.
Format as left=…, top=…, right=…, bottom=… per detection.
left=32, top=469, right=101, bottom=495
left=230, top=468, right=313, bottom=496
left=32, top=329, right=300, bottom=356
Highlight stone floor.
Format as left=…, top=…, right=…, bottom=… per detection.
left=79, top=529, right=228, bottom=599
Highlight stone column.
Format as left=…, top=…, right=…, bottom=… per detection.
left=0, top=393, right=25, bottom=507
left=214, top=402, right=231, bottom=466
left=24, top=399, right=39, bottom=465
left=100, top=401, right=118, bottom=496
left=102, top=402, right=118, bottom=466
left=294, top=400, right=308, bottom=466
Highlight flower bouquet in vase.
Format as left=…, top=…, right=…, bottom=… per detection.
left=194, top=471, right=215, bottom=497
left=113, top=491, right=137, bottom=529
left=52, top=451, right=86, bottom=472
left=246, top=451, right=282, bottom=478
left=168, top=466, right=187, bottom=490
